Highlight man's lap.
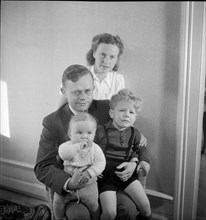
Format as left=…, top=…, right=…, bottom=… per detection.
left=65, top=190, right=138, bottom=220
left=47, top=187, right=137, bottom=220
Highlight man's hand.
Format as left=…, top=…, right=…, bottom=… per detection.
left=78, top=170, right=91, bottom=185
left=66, top=169, right=86, bottom=190
left=115, top=161, right=136, bottom=182
left=140, top=133, right=147, bottom=146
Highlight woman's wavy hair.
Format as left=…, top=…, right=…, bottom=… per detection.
left=86, top=33, right=124, bottom=71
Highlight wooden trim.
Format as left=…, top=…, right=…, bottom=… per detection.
left=0, top=157, right=47, bottom=201
left=174, top=2, right=206, bottom=219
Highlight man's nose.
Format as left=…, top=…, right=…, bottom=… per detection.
left=78, top=91, right=87, bottom=99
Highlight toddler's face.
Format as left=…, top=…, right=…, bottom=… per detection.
left=93, top=43, right=119, bottom=74
left=69, top=120, right=96, bottom=146
left=109, top=100, right=137, bottom=130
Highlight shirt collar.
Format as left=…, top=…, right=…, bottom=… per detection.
left=104, top=120, right=115, bottom=129
left=104, top=120, right=134, bottom=131
left=90, top=65, right=112, bottom=88
left=68, top=104, right=87, bottom=115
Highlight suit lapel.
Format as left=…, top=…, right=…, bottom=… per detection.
left=61, top=103, right=74, bottom=136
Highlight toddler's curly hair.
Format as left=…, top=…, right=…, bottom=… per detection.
left=109, top=89, right=142, bottom=112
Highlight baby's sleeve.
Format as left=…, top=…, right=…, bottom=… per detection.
left=86, top=143, right=106, bottom=178
left=58, top=141, right=77, bottom=161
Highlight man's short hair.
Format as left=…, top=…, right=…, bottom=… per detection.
left=62, top=64, right=93, bottom=87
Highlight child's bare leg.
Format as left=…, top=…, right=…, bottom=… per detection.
left=87, top=202, right=100, bottom=220
left=53, top=193, right=67, bottom=220
left=99, top=191, right=117, bottom=220
left=124, top=180, right=151, bottom=218
left=79, top=183, right=100, bottom=220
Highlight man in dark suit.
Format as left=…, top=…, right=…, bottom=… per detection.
left=34, top=64, right=139, bottom=220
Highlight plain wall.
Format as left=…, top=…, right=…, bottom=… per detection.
left=1, top=1, right=181, bottom=198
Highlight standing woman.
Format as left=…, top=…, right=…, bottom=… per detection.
left=86, top=33, right=125, bottom=100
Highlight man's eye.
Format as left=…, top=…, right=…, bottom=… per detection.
left=72, top=91, right=79, bottom=95
left=85, top=89, right=92, bottom=95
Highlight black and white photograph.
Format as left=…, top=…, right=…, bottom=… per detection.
left=0, top=1, right=205, bottom=220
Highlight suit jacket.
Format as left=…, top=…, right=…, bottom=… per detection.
left=34, top=100, right=110, bottom=195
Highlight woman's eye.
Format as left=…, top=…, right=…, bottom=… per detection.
left=100, top=53, right=105, bottom=57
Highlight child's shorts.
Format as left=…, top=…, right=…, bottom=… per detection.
left=98, top=160, right=138, bottom=194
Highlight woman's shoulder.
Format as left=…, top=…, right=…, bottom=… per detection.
left=109, top=70, right=123, bottom=76
left=109, top=70, right=125, bottom=82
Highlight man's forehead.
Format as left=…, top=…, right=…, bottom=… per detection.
left=65, top=75, right=94, bottom=88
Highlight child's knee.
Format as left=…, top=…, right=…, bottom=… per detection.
left=140, top=200, right=151, bottom=217
left=101, top=209, right=117, bottom=220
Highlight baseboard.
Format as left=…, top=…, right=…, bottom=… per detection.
left=0, top=157, right=47, bottom=201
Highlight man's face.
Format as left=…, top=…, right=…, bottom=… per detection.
left=62, top=74, right=94, bottom=112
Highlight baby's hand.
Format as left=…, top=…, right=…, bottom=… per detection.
left=98, top=174, right=104, bottom=179
left=78, top=170, right=91, bottom=185
left=79, top=141, right=89, bottom=150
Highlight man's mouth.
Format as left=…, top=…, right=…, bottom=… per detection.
left=122, top=120, right=130, bottom=123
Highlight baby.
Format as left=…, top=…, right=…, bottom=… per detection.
left=53, top=112, right=106, bottom=220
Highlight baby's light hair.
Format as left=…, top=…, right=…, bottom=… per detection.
left=109, top=88, right=142, bottom=112
left=68, top=112, right=97, bottom=134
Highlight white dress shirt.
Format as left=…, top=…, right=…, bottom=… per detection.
left=89, top=66, right=125, bottom=100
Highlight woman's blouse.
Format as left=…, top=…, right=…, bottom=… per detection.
left=89, top=66, right=125, bottom=100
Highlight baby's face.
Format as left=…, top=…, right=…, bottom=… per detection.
left=70, top=120, right=96, bottom=146
left=109, top=100, right=137, bottom=130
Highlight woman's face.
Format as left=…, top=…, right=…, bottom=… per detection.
left=93, top=43, right=119, bottom=74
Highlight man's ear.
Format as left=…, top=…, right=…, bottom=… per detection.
left=61, top=87, right=65, bottom=96
left=93, top=51, right=96, bottom=59
left=109, top=109, right=114, bottom=119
